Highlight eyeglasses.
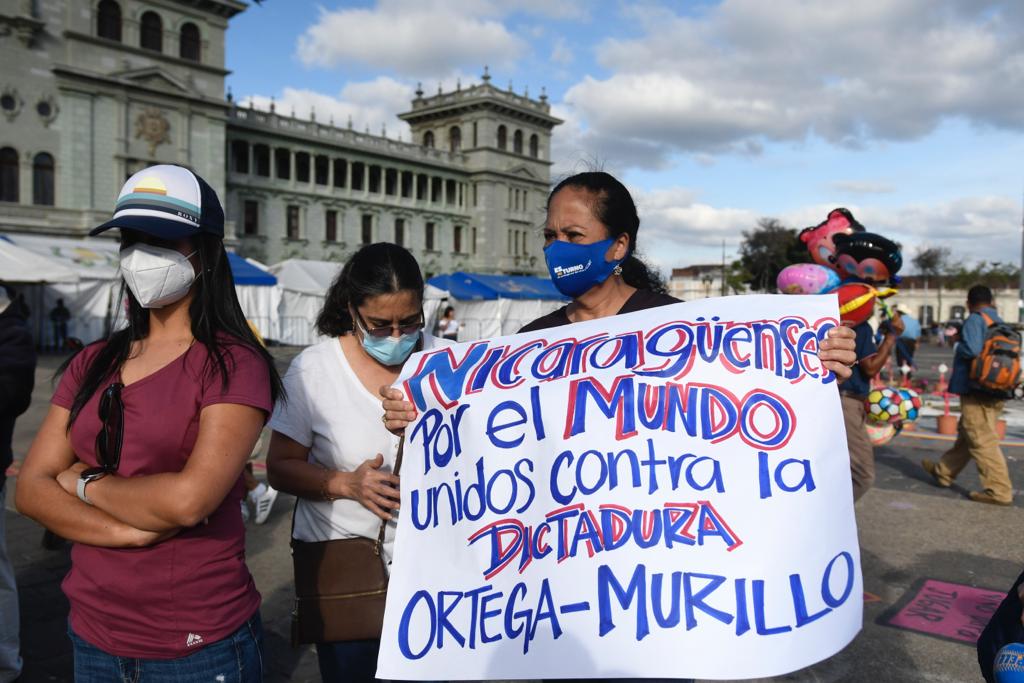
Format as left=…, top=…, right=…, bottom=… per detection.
left=95, top=382, right=124, bottom=472
left=354, top=311, right=424, bottom=339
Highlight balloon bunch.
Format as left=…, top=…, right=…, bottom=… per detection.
left=776, top=207, right=902, bottom=326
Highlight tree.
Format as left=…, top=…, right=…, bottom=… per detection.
left=912, top=246, right=953, bottom=325
left=736, top=218, right=809, bottom=292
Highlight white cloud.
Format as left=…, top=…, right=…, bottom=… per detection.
left=829, top=180, right=896, bottom=195
left=623, top=189, right=1020, bottom=271
left=296, top=5, right=525, bottom=77
left=550, top=37, right=573, bottom=66
left=240, top=77, right=416, bottom=140
left=560, top=0, right=1024, bottom=167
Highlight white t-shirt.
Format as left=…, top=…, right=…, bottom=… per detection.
left=268, top=334, right=451, bottom=567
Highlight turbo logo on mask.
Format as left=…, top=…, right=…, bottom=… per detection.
left=544, top=239, right=623, bottom=298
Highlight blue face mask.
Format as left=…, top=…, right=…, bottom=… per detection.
left=544, top=238, right=624, bottom=298
left=360, top=329, right=420, bottom=366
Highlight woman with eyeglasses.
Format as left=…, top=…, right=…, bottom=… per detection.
left=16, top=165, right=282, bottom=682
left=266, top=242, right=447, bottom=681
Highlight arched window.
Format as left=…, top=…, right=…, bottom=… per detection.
left=423, top=131, right=434, bottom=148
left=0, top=147, right=18, bottom=202
left=529, top=134, right=539, bottom=158
left=497, top=125, right=507, bottom=150
left=140, top=11, right=162, bottom=52
left=449, top=126, right=461, bottom=153
left=513, top=129, right=523, bottom=155
left=33, top=152, right=54, bottom=205
left=179, top=22, right=200, bottom=62
left=96, top=0, right=122, bottom=42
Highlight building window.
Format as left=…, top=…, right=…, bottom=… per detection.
left=243, top=200, right=259, bottom=235
left=351, top=162, right=364, bottom=191
left=449, top=126, right=461, bottom=153
left=472, top=183, right=477, bottom=207
left=32, top=152, right=54, bottom=206
left=919, top=305, right=935, bottom=327
left=472, top=227, right=477, bottom=254
left=230, top=140, right=249, bottom=174
left=416, top=174, right=427, bottom=201
left=140, top=11, right=163, bottom=52
left=333, top=158, right=347, bottom=188
left=950, top=305, right=966, bottom=321
left=314, top=155, right=329, bottom=185
left=529, top=134, right=539, bottom=158
left=497, top=125, right=507, bottom=150
left=431, top=177, right=441, bottom=203
left=361, top=214, right=373, bottom=244
left=446, top=179, right=456, bottom=206
left=286, top=205, right=300, bottom=240
left=513, top=129, right=523, bottom=155
left=253, top=144, right=270, bottom=177
left=96, top=0, right=121, bottom=42
left=368, top=165, right=381, bottom=193
left=401, top=171, right=413, bottom=198
left=425, top=222, right=435, bottom=251
left=423, top=131, right=434, bottom=148
left=325, top=210, right=337, bottom=242
left=296, top=152, right=310, bottom=183
left=0, top=147, right=18, bottom=202
left=473, top=121, right=478, bottom=147
left=275, top=148, right=290, bottom=180
left=179, top=22, right=200, bottom=62
left=385, top=168, right=397, bottom=196
left=454, top=225, right=463, bottom=253
left=395, top=218, right=405, bottom=247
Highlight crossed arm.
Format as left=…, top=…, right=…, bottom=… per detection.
left=16, top=402, right=264, bottom=546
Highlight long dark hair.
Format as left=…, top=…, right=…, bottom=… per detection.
left=548, top=171, right=666, bottom=294
left=316, top=242, right=425, bottom=337
left=62, top=232, right=284, bottom=427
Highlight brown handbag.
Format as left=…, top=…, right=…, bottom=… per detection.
left=290, top=440, right=403, bottom=645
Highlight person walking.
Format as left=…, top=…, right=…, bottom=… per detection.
left=895, top=305, right=921, bottom=379
left=50, top=298, right=71, bottom=351
left=16, top=165, right=282, bottom=681
left=0, top=284, right=36, bottom=683
left=923, top=285, right=1014, bottom=505
left=266, top=243, right=451, bottom=681
left=435, top=305, right=460, bottom=341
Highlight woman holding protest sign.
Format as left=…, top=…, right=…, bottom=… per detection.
left=382, top=171, right=858, bottom=430
left=266, top=242, right=451, bottom=681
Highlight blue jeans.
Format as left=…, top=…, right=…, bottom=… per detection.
left=69, top=612, right=264, bottom=682
left=317, top=639, right=382, bottom=682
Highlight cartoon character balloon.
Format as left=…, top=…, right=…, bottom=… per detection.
left=776, top=263, right=841, bottom=295
left=832, top=232, right=902, bottom=284
left=799, top=208, right=865, bottom=268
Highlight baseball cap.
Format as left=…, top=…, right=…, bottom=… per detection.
left=90, top=164, right=224, bottom=239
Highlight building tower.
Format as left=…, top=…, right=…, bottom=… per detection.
left=398, top=68, right=562, bottom=275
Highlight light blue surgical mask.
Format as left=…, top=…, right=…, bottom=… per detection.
left=361, top=331, right=420, bottom=366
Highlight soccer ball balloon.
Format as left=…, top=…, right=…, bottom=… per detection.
left=895, top=388, right=922, bottom=422
left=865, top=388, right=901, bottom=424
left=865, top=421, right=898, bottom=446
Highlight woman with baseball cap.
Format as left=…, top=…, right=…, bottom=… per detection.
left=17, top=164, right=282, bottom=681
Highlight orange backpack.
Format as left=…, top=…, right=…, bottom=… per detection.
left=969, top=312, right=1022, bottom=397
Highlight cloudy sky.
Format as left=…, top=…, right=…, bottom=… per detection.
left=227, top=0, right=1024, bottom=272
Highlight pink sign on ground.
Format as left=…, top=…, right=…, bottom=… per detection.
left=885, top=579, right=1005, bottom=644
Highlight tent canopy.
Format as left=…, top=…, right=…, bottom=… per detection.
left=0, top=237, right=79, bottom=284
left=427, top=272, right=564, bottom=301
left=269, top=259, right=342, bottom=294
left=227, top=252, right=276, bottom=286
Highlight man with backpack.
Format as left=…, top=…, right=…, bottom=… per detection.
left=922, top=285, right=1020, bottom=505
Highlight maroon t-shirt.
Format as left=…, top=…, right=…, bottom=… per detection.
left=51, top=338, right=272, bottom=659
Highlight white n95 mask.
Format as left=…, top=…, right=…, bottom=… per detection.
left=119, top=244, right=197, bottom=308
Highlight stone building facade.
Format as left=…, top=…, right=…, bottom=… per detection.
left=0, top=1, right=562, bottom=278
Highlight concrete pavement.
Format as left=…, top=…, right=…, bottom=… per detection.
left=5, top=342, right=1021, bottom=682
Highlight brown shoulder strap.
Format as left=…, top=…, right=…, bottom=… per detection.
left=375, top=436, right=404, bottom=553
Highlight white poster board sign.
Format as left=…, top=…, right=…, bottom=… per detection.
left=379, top=295, right=862, bottom=680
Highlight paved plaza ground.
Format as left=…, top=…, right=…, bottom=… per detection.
left=4, top=342, right=1021, bottom=682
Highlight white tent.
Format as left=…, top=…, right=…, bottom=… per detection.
left=268, top=259, right=343, bottom=346
left=0, top=238, right=80, bottom=284
left=426, top=273, right=566, bottom=341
